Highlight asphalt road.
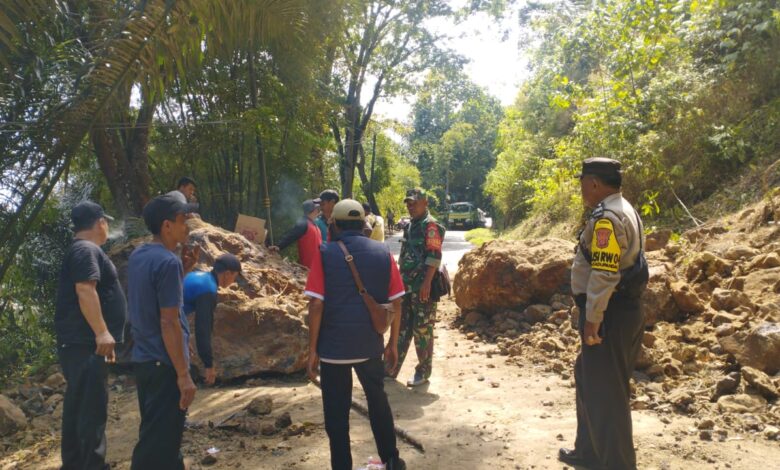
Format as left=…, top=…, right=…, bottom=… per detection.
left=385, top=228, right=473, bottom=274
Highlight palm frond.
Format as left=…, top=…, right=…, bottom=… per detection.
left=0, top=0, right=176, bottom=283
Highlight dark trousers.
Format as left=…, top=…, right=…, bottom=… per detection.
left=58, top=344, right=109, bottom=470
left=131, top=361, right=186, bottom=470
left=320, top=357, right=399, bottom=470
left=574, top=294, right=644, bottom=470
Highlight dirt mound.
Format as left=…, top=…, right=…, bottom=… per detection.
left=454, top=193, right=780, bottom=442
left=109, top=218, right=310, bottom=380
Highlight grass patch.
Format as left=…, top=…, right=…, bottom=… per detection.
left=464, top=228, right=497, bottom=246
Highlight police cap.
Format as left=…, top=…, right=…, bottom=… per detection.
left=577, top=157, right=622, bottom=179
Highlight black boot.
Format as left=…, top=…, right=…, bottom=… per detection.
left=386, top=457, right=406, bottom=470
left=558, top=448, right=594, bottom=467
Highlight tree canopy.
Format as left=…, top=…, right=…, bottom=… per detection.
left=486, top=0, right=780, bottom=226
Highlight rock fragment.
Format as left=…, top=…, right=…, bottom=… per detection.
left=0, top=395, right=27, bottom=436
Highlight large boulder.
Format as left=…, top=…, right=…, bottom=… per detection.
left=0, top=394, right=27, bottom=436
left=719, top=322, right=780, bottom=374
left=188, top=297, right=308, bottom=380
left=453, top=239, right=574, bottom=314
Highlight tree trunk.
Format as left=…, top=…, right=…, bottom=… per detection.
left=90, top=94, right=154, bottom=219
left=357, top=145, right=379, bottom=214
left=341, top=95, right=365, bottom=199
left=248, top=51, right=273, bottom=243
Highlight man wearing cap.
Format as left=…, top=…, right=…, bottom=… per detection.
left=315, top=189, right=340, bottom=241
left=182, top=253, right=242, bottom=385
left=389, top=188, right=446, bottom=387
left=559, top=158, right=648, bottom=470
left=268, top=199, right=323, bottom=269
left=54, top=201, right=126, bottom=469
left=305, top=199, right=406, bottom=470
left=128, top=194, right=199, bottom=470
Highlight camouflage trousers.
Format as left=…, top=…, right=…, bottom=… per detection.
left=387, top=292, right=437, bottom=379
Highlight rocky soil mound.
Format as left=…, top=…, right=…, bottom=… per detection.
left=109, top=217, right=311, bottom=380
left=454, top=194, right=780, bottom=442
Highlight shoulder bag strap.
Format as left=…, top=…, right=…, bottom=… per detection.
left=337, top=241, right=367, bottom=294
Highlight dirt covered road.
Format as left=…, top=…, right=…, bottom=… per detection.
left=2, top=230, right=779, bottom=469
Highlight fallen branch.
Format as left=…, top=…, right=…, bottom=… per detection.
left=310, top=377, right=425, bottom=453
left=670, top=187, right=703, bottom=227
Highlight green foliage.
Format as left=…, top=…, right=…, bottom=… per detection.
left=463, top=228, right=497, bottom=246
left=354, top=123, right=422, bottom=217
left=0, top=198, right=73, bottom=384
left=487, top=0, right=780, bottom=227
left=409, top=69, right=504, bottom=210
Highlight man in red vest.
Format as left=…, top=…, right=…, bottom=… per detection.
left=268, top=199, right=323, bottom=269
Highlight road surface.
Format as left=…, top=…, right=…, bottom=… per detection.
left=385, top=228, right=473, bottom=274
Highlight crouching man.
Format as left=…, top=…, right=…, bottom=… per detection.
left=304, top=199, right=406, bottom=470
left=183, top=253, right=242, bottom=384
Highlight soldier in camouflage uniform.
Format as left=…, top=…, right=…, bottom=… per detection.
left=386, top=188, right=446, bottom=387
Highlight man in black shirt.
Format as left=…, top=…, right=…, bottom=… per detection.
left=54, top=200, right=127, bottom=470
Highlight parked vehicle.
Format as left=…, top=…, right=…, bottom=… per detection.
left=396, top=216, right=411, bottom=231
left=444, top=202, right=486, bottom=230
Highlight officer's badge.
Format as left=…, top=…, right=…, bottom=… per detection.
left=425, top=222, right=443, bottom=251
left=590, top=218, right=621, bottom=272
left=595, top=227, right=612, bottom=249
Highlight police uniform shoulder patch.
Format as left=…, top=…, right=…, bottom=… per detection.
left=425, top=222, right=443, bottom=251
left=590, top=218, right=621, bottom=272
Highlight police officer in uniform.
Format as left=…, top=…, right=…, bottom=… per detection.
left=387, top=188, right=446, bottom=387
left=559, top=158, right=648, bottom=470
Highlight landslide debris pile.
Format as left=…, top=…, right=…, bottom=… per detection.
left=454, top=195, right=780, bottom=442
left=109, top=217, right=311, bottom=380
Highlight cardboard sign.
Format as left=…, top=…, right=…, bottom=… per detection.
left=235, top=214, right=267, bottom=245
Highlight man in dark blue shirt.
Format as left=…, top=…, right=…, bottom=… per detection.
left=183, top=253, right=242, bottom=385
left=128, top=194, right=198, bottom=470
left=54, top=200, right=126, bottom=470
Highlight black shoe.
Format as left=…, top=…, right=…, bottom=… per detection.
left=558, top=448, right=592, bottom=467
left=387, top=457, right=406, bottom=470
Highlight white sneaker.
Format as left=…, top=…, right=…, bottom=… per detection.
left=406, top=373, right=428, bottom=387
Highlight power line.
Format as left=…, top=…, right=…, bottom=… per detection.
left=0, top=119, right=244, bottom=133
